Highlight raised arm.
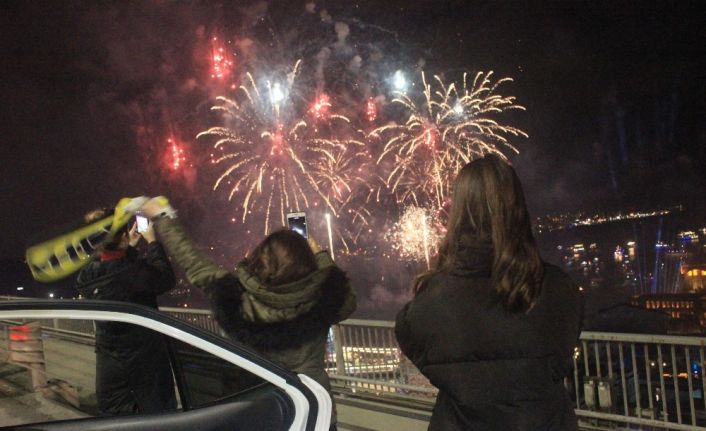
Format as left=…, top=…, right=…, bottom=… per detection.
left=315, top=251, right=356, bottom=323
left=141, top=241, right=176, bottom=296
left=152, top=217, right=230, bottom=290
left=140, top=196, right=231, bottom=290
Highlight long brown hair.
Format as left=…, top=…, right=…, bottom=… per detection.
left=246, top=229, right=318, bottom=285
left=414, top=155, right=544, bottom=312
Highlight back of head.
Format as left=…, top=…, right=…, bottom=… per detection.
left=427, top=154, right=543, bottom=312
left=246, top=229, right=318, bottom=285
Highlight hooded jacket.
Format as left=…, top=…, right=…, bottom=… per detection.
left=395, top=248, right=582, bottom=431
left=154, top=218, right=356, bottom=392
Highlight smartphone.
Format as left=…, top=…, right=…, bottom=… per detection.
left=136, top=215, right=150, bottom=233
left=286, top=212, right=308, bottom=238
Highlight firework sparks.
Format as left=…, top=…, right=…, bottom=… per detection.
left=365, top=98, right=377, bottom=122
left=210, top=37, right=234, bottom=81
left=385, top=205, right=444, bottom=263
left=325, top=213, right=335, bottom=260
left=371, top=71, right=527, bottom=212
left=167, top=137, right=186, bottom=171
left=310, top=93, right=331, bottom=119
left=198, top=62, right=370, bottom=235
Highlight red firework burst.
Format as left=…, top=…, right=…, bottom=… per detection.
left=167, top=137, right=186, bottom=171
left=210, top=37, right=234, bottom=81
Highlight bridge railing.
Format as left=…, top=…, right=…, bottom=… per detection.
left=329, top=320, right=706, bottom=430
left=159, top=309, right=706, bottom=430
left=2, top=297, right=706, bottom=430
left=574, top=331, right=706, bottom=430
left=159, top=307, right=222, bottom=334
left=159, top=307, right=706, bottom=430
left=326, top=319, right=436, bottom=400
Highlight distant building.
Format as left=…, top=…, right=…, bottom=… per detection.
left=681, top=264, right=706, bottom=292
left=633, top=293, right=706, bottom=335
left=583, top=304, right=669, bottom=334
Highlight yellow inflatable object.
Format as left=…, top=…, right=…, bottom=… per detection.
left=26, top=196, right=151, bottom=282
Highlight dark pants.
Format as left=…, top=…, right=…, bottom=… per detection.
left=96, top=340, right=176, bottom=416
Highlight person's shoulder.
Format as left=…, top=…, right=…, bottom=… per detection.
left=543, top=262, right=573, bottom=283
left=76, top=260, right=104, bottom=285
left=413, top=271, right=445, bottom=297
left=542, top=262, right=582, bottom=298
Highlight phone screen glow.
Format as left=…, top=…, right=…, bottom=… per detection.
left=136, top=216, right=149, bottom=233
left=286, top=213, right=307, bottom=238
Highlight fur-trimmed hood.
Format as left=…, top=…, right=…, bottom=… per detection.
left=234, top=251, right=343, bottom=323
left=153, top=217, right=356, bottom=393
left=206, top=251, right=355, bottom=352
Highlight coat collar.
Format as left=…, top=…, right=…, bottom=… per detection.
left=448, top=237, right=493, bottom=278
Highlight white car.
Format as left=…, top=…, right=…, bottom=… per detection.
left=0, top=300, right=331, bottom=430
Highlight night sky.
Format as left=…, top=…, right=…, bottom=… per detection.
left=1, top=0, right=705, bottom=261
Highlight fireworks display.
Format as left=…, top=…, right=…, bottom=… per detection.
left=385, top=206, right=445, bottom=265
left=210, top=37, right=235, bottom=81
left=158, top=11, right=528, bottom=264
left=310, top=93, right=330, bottom=119
left=198, top=62, right=371, bottom=236
left=198, top=66, right=527, bottom=258
left=371, top=71, right=527, bottom=213
left=167, top=137, right=186, bottom=171
left=365, top=98, right=377, bottom=122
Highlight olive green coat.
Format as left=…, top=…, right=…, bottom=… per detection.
left=154, top=218, right=356, bottom=395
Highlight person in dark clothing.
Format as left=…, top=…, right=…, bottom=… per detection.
left=140, top=198, right=356, bottom=430
left=76, top=208, right=177, bottom=416
left=395, top=155, right=583, bottom=431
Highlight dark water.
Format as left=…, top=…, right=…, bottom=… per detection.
left=538, top=209, right=703, bottom=295
left=351, top=208, right=706, bottom=320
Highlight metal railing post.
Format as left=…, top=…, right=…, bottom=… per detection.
left=332, top=324, right=346, bottom=376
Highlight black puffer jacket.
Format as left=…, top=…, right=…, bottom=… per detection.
left=76, top=243, right=176, bottom=415
left=77, top=243, right=175, bottom=349
left=395, top=262, right=582, bottom=431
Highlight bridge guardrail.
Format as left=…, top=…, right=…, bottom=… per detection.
left=330, top=320, right=706, bottom=430
left=2, top=297, right=705, bottom=430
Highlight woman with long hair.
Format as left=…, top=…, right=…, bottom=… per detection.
left=395, top=155, right=582, bottom=430
left=140, top=199, right=356, bottom=430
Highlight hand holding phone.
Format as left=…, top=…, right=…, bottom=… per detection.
left=307, top=235, right=321, bottom=253
left=286, top=212, right=308, bottom=238
left=136, top=215, right=150, bottom=233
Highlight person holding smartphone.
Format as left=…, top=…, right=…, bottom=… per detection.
left=140, top=198, right=356, bottom=430
left=76, top=208, right=177, bottom=416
